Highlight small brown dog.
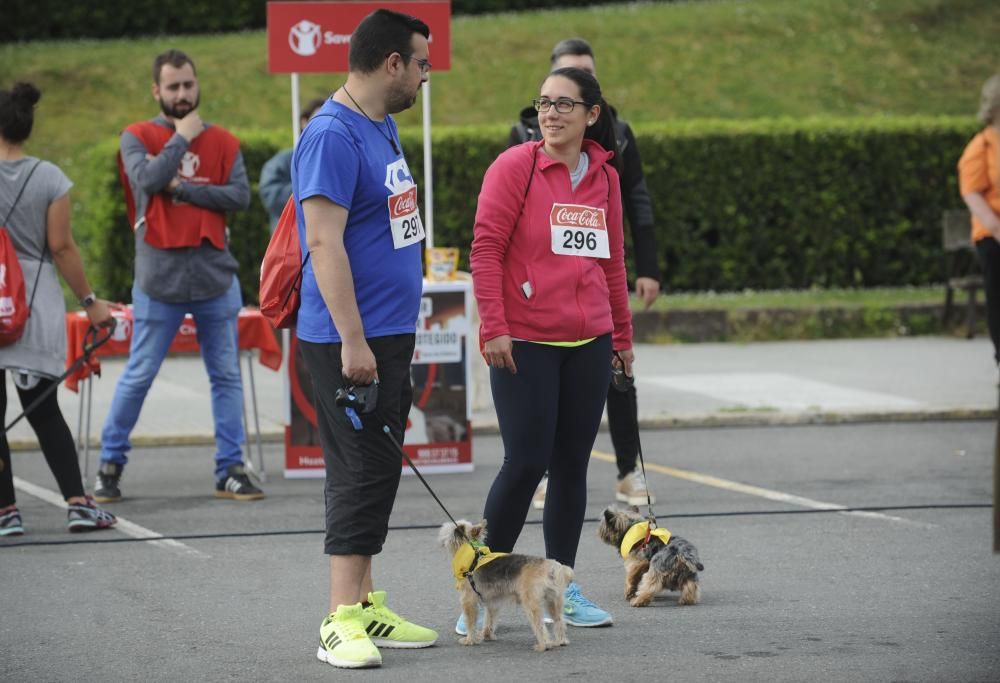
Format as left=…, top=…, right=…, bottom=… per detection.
left=597, top=505, right=703, bottom=607
left=438, top=519, right=574, bottom=652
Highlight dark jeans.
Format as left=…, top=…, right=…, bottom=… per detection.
left=606, top=382, right=640, bottom=478
left=483, top=335, right=612, bottom=568
left=976, top=238, right=1000, bottom=365
left=0, top=373, right=85, bottom=507
left=299, top=334, right=415, bottom=556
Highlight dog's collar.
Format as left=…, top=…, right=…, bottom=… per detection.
left=452, top=541, right=508, bottom=586
left=620, top=521, right=671, bottom=558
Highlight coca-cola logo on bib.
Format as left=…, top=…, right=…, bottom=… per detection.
left=550, top=204, right=607, bottom=230
left=390, top=186, right=418, bottom=219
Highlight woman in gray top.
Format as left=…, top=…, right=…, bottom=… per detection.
left=0, top=82, right=117, bottom=535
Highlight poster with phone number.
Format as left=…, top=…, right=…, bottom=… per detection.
left=284, top=280, right=473, bottom=477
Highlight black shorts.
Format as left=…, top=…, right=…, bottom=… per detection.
left=299, top=334, right=415, bottom=556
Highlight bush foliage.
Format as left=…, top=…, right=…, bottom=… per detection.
left=2, top=0, right=655, bottom=41
left=73, top=117, right=977, bottom=304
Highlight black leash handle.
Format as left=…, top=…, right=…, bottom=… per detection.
left=3, top=318, right=116, bottom=434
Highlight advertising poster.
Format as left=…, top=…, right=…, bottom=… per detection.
left=285, top=281, right=473, bottom=476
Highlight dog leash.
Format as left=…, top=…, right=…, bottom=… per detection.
left=378, top=424, right=489, bottom=600
left=3, top=320, right=116, bottom=435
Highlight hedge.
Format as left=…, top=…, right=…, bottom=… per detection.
left=1, top=0, right=663, bottom=42
left=72, top=116, right=979, bottom=305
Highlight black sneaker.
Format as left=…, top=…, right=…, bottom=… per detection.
left=93, top=463, right=122, bottom=503
left=215, top=464, right=265, bottom=501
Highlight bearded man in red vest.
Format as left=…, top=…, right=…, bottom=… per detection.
left=94, top=49, right=260, bottom=503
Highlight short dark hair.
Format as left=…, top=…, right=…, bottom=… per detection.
left=302, top=97, right=327, bottom=121
left=0, top=81, right=41, bottom=144
left=348, top=8, right=430, bottom=74
left=153, top=49, right=196, bottom=84
left=550, top=38, right=595, bottom=67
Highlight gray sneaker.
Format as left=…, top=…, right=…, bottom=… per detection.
left=0, top=505, right=24, bottom=536
left=93, top=463, right=122, bottom=503
left=67, top=497, right=117, bottom=532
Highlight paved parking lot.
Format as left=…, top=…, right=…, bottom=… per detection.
left=2, top=420, right=997, bottom=682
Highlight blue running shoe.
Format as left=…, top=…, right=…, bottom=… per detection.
left=454, top=607, right=486, bottom=636
left=562, top=582, right=613, bottom=627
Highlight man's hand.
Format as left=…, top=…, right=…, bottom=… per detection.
left=166, top=176, right=182, bottom=195
left=341, top=339, right=378, bottom=386
left=635, top=277, right=660, bottom=310
left=174, top=111, right=204, bottom=142
left=483, top=334, right=517, bottom=374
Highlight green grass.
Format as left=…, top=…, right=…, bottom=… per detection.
left=634, top=285, right=944, bottom=311
left=1, top=0, right=996, bottom=173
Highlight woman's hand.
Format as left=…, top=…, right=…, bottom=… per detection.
left=483, top=335, right=517, bottom=374
left=613, top=348, right=635, bottom=378
left=85, top=299, right=115, bottom=329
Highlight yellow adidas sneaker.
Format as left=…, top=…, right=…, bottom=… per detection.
left=362, top=591, right=438, bottom=649
left=317, top=603, right=381, bottom=669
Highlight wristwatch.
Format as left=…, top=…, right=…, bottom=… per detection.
left=79, top=292, right=97, bottom=308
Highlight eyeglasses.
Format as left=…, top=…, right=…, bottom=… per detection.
left=413, top=57, right=432, bottom=74
left=533, top=97, right=588, bottom=113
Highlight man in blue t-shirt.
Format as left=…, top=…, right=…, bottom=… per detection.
left=291, top=8, right=438, bottom=670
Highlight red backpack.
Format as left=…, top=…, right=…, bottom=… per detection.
left=259, top=194, right=310, bottom=329
left=0, top=161, right=41, bottom=346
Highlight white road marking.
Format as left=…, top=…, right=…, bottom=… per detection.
left=13, top=476, right=208, bottom=557
left=590, top=451, right=933, bottom=528
left=643, top=372, right=923, bottom=412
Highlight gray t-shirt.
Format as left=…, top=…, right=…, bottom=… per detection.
left=0, top=157, right=73, bottom=378
left=569, top=151, right=590, bottom=191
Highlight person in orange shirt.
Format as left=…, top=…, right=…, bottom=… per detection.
left=958, top=74, right=1000, bottom=364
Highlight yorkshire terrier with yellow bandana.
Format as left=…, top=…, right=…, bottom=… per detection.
left=597, top=505, right=703, bottom=607
left=438, top=519, right=574, bottom=652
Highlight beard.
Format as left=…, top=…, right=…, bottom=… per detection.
left=159, top=94, right=200, bottom=120
left=385, top=82, right=421, bottom=115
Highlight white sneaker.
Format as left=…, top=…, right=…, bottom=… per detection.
left=532, top=476, right=548, bottom=510
left=615, top=470, right=655, bottom=506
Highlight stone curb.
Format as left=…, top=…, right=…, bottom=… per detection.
left=11, top=407, right=992, bottom=451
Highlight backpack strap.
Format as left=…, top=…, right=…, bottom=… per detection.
left=1, top=160, right=42, bottom=228
left=1, top=161, right=47, bottom=316
left=519, top=147, right=538, bottom=215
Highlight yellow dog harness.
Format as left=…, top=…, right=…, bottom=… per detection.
left=620, top=521, right=672, bottom=558
left=452, top=541, right=508, bottom=589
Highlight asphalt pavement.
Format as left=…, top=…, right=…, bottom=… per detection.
left=1, top=335, right=998, bottom=682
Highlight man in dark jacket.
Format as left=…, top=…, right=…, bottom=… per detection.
left=258, top=97, right=326, bottom=232
left=509, top=37, right=661, bottom=509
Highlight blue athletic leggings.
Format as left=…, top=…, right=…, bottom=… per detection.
left=482, top=334, right=612, bottom=567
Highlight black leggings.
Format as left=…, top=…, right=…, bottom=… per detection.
left=976, top=238, right=1000, bottom=365
left=482, top=334, right=612, bottom=567
left=0, top=372, right=85, bottom=507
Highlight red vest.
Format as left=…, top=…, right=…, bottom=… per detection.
left=119, top=121, right=240, bottom=250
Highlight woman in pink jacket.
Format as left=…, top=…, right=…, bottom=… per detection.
left=466, top=67, right=634, bottom=633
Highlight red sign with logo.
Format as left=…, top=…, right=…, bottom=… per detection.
left=267, top=1, right=451, bottom=74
